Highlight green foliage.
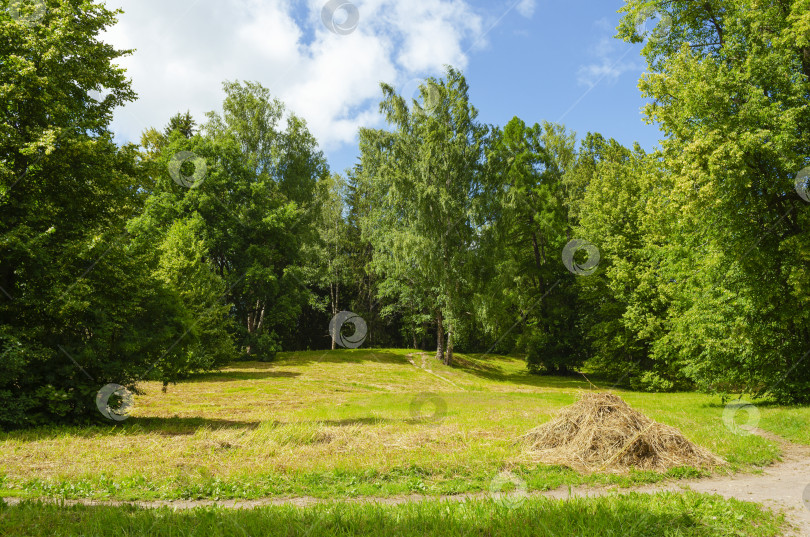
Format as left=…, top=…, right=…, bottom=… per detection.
left=613, top=0, right=810, bottom=402
left=357, top=68, right=488, bottom=363
left=164, top=111, right=197, bottom=139
left=5, top=0, right=809, bottom=428
left=132, top=83, right=326, bottom=362
left=565, top=134, right=681, bottom=388
left=0, top=0, right=199, bottom=428
left=203, top=81, right=327, bottom=355
left=150, top=215, right=237, bottom=374
left=301, top=173, right=353, bottom=349
left=480, top=118, right=584, bottom=374
left=0, top=6, right=325, bottom=427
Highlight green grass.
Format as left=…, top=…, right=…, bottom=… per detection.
left=759, top=404, right=810, bottom=445
left=0, top=492, right=786, bottom=536
left=0, top=349, right=806, bottom=502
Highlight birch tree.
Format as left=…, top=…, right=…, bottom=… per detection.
left=360, top=68, right=488, bottom=365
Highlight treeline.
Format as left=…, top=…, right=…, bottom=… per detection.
left=2, top=0, right=809, bottom=428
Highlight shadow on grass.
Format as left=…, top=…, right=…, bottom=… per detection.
left=459, top=364, right=594, bottom=390
left=0, top=417, right=266, bottom=442
left=228, top=349, right=597, bottom=391
left=129, top=416, right=263, bottom=434
left=315, top=417, right=396, bottom=427
left=0, top=414, right=407, bottom=442
left=274, top=350, right=408, bottom=366
left=185, top=370, right=301, bottom=382
left=182, top=350, right=410, bottom=382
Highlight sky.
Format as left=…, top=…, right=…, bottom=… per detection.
left=101, top=0, right=665, bottom=175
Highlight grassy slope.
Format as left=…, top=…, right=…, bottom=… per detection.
left=0, top=349, right=805, bottom=501
left=0, top=492, right=785, bottom=537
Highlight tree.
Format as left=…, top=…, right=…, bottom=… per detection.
left=308, top=173, right=352, bottom=349
left=203, top=81, right=328, bottom=355
left=164, top=111, right=196, bottom=138
left=205, top=81, right=326, bottom=205
left=342, top=164, right=408, bottom=349
left=358, top=68, right=488, bottom=365
left=133, top=82, right=328, bottom=359
left=566, top=133, right=685, bottom=389
left=479, top=118, right=584, bottom=373
left=616, top=0, right=810, bottom=402
left=0, top=1, right=203, bottom=427
left=135, top=212, right=237, bottom=378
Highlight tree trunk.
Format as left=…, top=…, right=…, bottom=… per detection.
left=256, top=302, right=266, bottom=333
left=435, top=311, right=444, bottom=362
left=445, top=327, right=453, bottom=366
left=330, top=281, right=338, bottom=350
left=445, top=287, right=454, bottom=366
left=246, top=308, right=254, bottom=355
left=246, top=299, right=266, bottom=355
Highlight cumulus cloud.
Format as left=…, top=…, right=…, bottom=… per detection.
left=101, top=0, right=494, bottom=152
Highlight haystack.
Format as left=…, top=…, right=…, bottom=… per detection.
left=520, top=392, right=725, bottom=472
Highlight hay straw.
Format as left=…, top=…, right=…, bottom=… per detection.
left=519, top=392, right=725, bottom=473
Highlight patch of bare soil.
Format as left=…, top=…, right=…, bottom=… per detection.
left=679, top=427, right=810, bottom=536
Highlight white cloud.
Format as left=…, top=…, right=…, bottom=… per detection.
left=101, top=0, right=488, bottom=153
left=576, top=18, right=642, bottom=89
left=516, top=0, right=536, bottom=18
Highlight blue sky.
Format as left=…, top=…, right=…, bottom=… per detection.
left=460, top=1, right=660, bottom=161
left=102, top=0, right=663, bottom=175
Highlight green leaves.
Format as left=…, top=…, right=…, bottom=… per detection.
left=132, top=81, right=327, bottom=364
left=358, top=68, right=488, bottom=362
left=609, top=0, right=810, bottom=401
left=0, top=0, right=182, bottom=427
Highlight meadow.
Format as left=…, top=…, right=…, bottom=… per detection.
left=1, top=349, right=806, bottom=535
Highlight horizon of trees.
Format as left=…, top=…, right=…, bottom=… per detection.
left=2, top=0, right=809, bottom=428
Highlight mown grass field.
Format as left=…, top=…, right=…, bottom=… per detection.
left=3, top=349, right=808, bottom=535
left=0, top=348, right=806, bottom=503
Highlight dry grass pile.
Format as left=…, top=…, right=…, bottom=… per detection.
left=520, top=392, right=725, bottom=472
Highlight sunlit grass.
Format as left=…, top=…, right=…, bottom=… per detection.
left=0, top=349, right=804, bottom=501
left=0, top=492, right=786, bottom=537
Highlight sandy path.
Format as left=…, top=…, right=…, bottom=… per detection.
left=527, top=427, right=810, bottom=536
left=3, top=429, right=809, bottom=535
left=681, top=427, right=810, bottom=536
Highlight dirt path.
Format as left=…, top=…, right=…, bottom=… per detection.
left=4, top=427, right=809, bottom=535
left=681, top=427, right=810, bottom=536
left=533, top=427, right=810, bottom=536
left=405, top=352, right=460, bottom=387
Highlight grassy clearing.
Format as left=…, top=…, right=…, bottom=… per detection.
left=0, top=492, right=786, bottom=536
left=0, top=349, right=805, bottom=501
